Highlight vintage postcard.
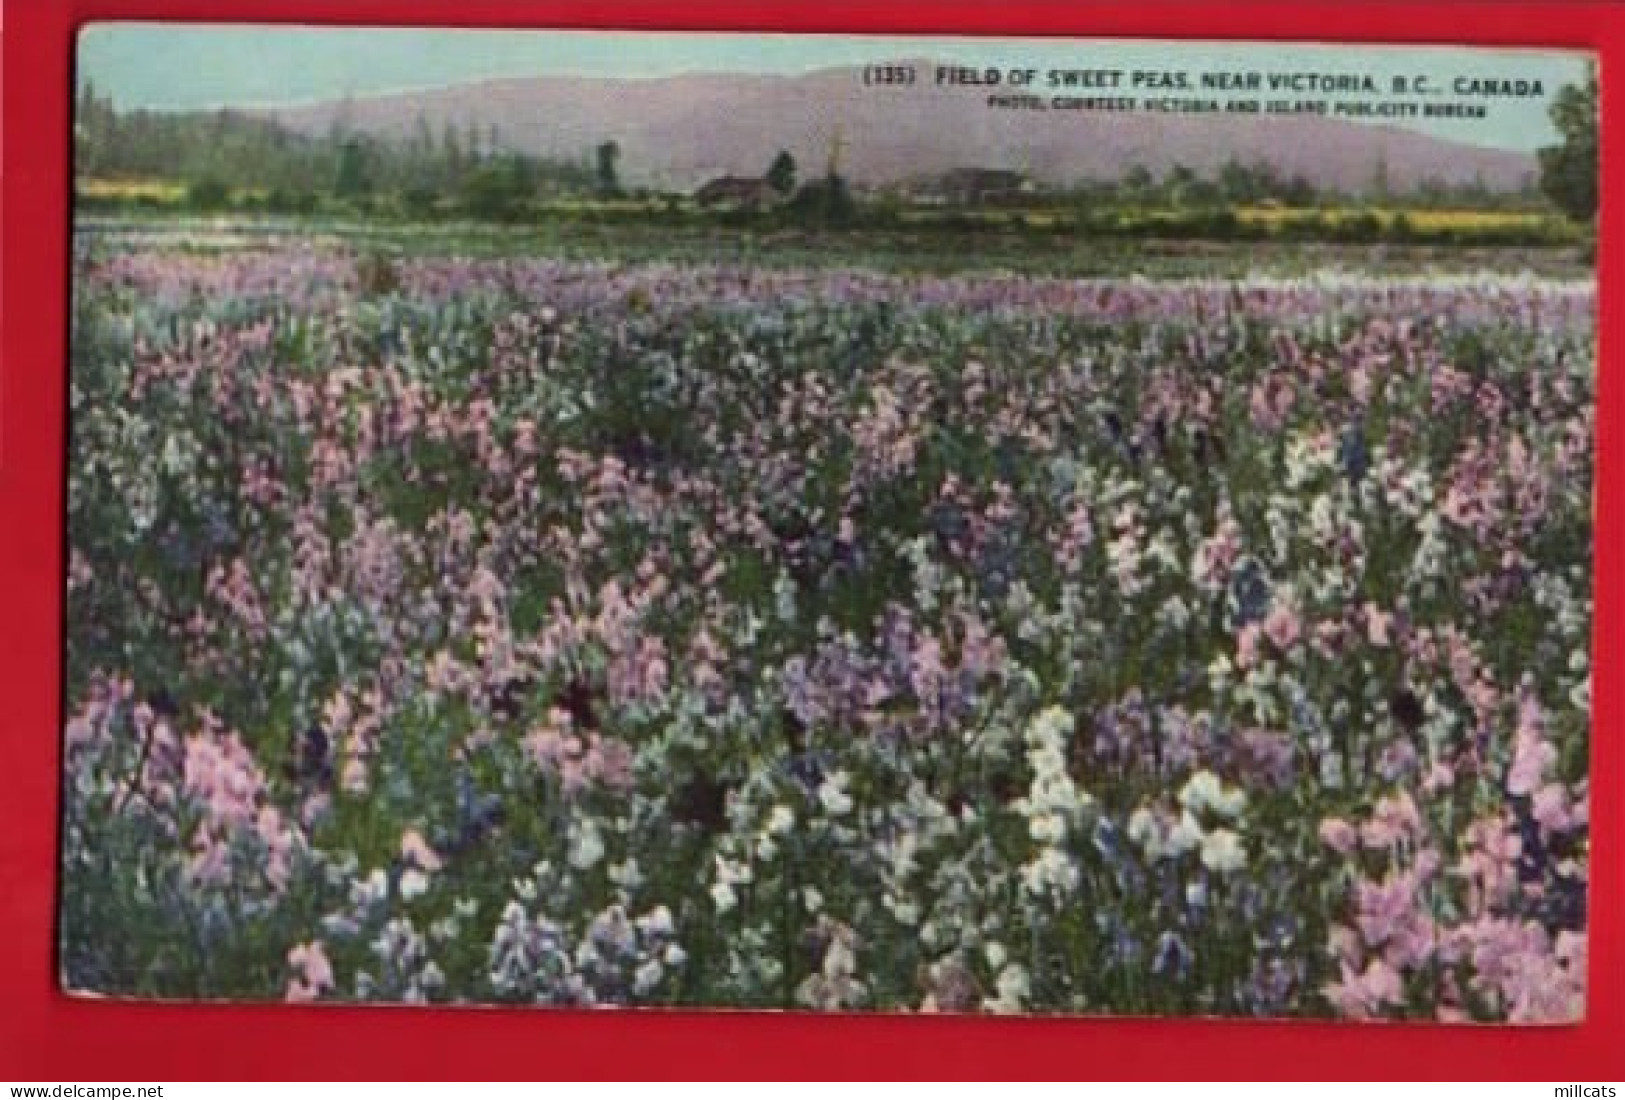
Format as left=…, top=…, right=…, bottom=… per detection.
left=61, top=26, right=1595, bottom=1021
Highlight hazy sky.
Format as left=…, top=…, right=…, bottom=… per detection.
left=78, top=24, right=1591, bottom=152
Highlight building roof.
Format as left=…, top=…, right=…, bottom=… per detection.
left=695, top=176, right=779, bottom=202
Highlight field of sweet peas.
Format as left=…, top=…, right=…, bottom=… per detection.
left=60, top=232, right=1594, bottom=1021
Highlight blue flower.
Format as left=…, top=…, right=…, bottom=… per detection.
left=1337, top=424, right=1369, bottom=482
left=1152, top=931, right=1194, bottom=980
left=1228, top=556, right=1273, bottom=626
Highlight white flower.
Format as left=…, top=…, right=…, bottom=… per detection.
left=633, top=959, right=665, bottom=995
left=886, top=894, right=920, bottom=926
left=1179, top=769, right=1246, bottom=820
left=1157, top=594, right=1192, bottom=630
left=160, top=433, right=189, bottom=476
left=637, top=905, right=674, bottom=937
left=1028, top=810, right=1067, bottom=845
left=773, top=573, right=798, bottom=622
left=608, top=859, right=644, bottom=890
left=986, top=964, right=1030, bottom=1014
left=1127, top=806, right=1158, bottom=849
left=1214, top=784, right=1248, bottom=820
left=821, top=928, right=859, bottom=981
left=1020, top=707, right=1090, bottom=821
left=1022, top=846, right=1080, bottom=899
left=1179, top=769, right=1220, bottom=812
left=355, top=868, right=389, bottom=905
left=766, top=804, right=796, bottom=835
left=711, top=853, right=753, bottom=914
left=710, top=881, right=737, bottom=913
left=322, top=910, right=363, bottom=936
left=569, top=820, right=606, bottom=870
left=984, top=941, right=1008, bottom=971
left=819, top=771, right=855, bottom=816
left=1199, top=828, right=1247, bottom=874
left=1028, top=705, right=1074, bottom=746
left=399, top=868, right=431, bottom=901
left=802, top=886, right=824, bottom=913
left=1167, top=810, right=1204, bottom=856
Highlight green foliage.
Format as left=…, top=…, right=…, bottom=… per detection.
left=596, top=140, right=622, bottom=197
left=767, top=150, right=798, bottom=196
left=1538, top=67, right=1599, bottom=222
left=1329, top=211, right=1383, bottom=243
left=73, top=97, right=595, bottom=216
left=187, top=177, right=231, bottom=211
left=460, top=157, right=536, bottom=222
left=403, top=185, right=441, bottom=220
left=266, top=187, right=320, bottom=215
left=790, top=174, right=856, bottom=224
left=334, top=137, right=377, bottom=199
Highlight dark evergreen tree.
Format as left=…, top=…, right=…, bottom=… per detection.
left=1538, top=66, right=1599, bottom=222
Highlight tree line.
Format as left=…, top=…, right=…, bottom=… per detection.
left=75, top=83, right=607, bottom=218
left=75, top=70, right=1596, bottom=226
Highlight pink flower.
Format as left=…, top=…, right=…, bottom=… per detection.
left=1054, top=502, right=1094, bottom=570
left=1323, top=958, right=1403, bottom=1020
left=1360, top=792, right=1424, bottom=849
left=1328, top=925, right=1363, bottom=965
left=64, top=715, right=99, bottom=754
left=1452, top=917, right=1584, bottom=1023
left=340, top=758, right=369, bottom=794
left=285, top=941, right=335, bottom=1003
left=300, top=792, right=331, bottom=829
left=1354, top=874, right=1418, bottom=949
left=1363, top=603, right=1392, bottom=647
left=1319, top=818, right=1358, bottom=855
left=1248, top=376, right=1295, bottom=432
left=1455, top=817, right=1523, bottom=912
left=400, top=829, right=443, bottom=873
left=187, top=828, right=231, bottom=887
left=1193, top=515, right=1242, bottom=590
left=1508, top=693, right=1557, bottom=797
left=1263, top=605, right=1301, bottom=651
left=257, top=805, right=298, bottom=890
left=1236, top=622, right=1264, bottom=670
left=1422, top=761, right=1456, bottom=794
left=524, top=715, right=635, bottom=796
left=1530, top=784, right=1574, bottom=834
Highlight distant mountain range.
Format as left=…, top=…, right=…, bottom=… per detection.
left=259, top=62, right=1538, bottom=193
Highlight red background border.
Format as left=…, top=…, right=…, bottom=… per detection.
left=3, top=0, right=1621, bottom=1080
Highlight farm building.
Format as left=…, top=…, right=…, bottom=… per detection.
left=693, top=176, right=784, bottom=210
left=923, top=168, right=1037, bottom=205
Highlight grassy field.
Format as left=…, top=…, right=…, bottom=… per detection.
left=75, top=209, right=1594, bottom=281
left=76, top=176, right=1582, bottom=248
left=1231, top=205, right=1560, bottom=232
left=76, top=178, right=189, bottom=203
